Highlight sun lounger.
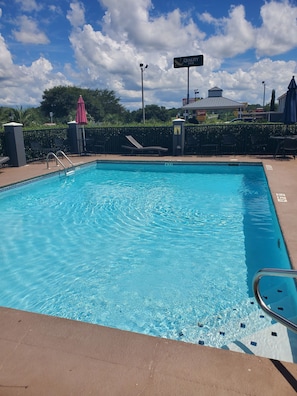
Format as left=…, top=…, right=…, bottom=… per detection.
left=122, top=135, right=168, bottom=155
left=0, top=156, right=9, bottom=167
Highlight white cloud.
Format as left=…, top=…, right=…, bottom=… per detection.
left=12, top=15, right=49, bottom=44
left=0, top=33, right=17, bottom=79
left=100, top=0, right=204, bottom=50
left=14, top=0, right=42, bottom=12
left=64, top=1, right=297, bottom=108
left=48, top=5, right=63, bottom=15
left=67, top=1, right=86, bottom=28
left=208, top=58, right=297, bottom=103
left=256, top=0, right=297, bottom=56
left=0, top=56, right=71, bottom=106
left=200, top=5, right=255, bottom=58
left=199, top=12, right=218, bottom=25
left=0, top=0, right=297, bottom=108
left=68, top=0, right=206, bottom=108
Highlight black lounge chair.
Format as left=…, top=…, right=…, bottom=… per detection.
left=0, top=156, right=9, bottom=167
left=122, top=135, right=168, bottom=155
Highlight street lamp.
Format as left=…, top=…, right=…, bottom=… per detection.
left=262, top=81, right=266, bottom=108
left=140, top=63, right=148, bottom=123
left=194, top=89, right=199, bottom=101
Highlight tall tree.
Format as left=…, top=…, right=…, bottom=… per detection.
left=40, top=86, right=126, bottom=123
left=40, top=86, right=82, bottom=122
left=270, top=89, right=276, bottom=112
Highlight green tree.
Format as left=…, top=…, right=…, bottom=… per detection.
left=145, top=105, right=171, bottom=122
left=270, top=89, right=276, bottom=112
left=9, top=106, right=36, bottom=127
left=129, top=105, right=178, bottom=123
left=40, top=86, right=82, bottom=122
left=40, top=86, right=126, bottom=123
left=0, top=107, right=11, bottom=125
left=129, top=108, right=143, bottom=123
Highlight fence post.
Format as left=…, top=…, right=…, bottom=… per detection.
left=67, top=121, right=83, bottom=154
left=4, top=122, right=26, bottom=167
left=172, top=118, right=185, bottom=155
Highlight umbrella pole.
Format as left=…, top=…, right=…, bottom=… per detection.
left=82, top=125, right=86, bottom=154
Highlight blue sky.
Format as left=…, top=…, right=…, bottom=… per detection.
left=0, top=0, right=297, bottom=110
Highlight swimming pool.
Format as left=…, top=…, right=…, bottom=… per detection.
left=0, top=161, right=294, bottom=348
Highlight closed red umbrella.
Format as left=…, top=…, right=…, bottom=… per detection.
left=75, top=95, right=88, bottom=153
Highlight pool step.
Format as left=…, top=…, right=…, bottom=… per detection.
left=219, top=295, right=297, bottom=347
left=259, top=279, right=293, bottom=302
left=269, top=294, right=297, bottom=319
left=180, top=298, right=271, bottom=347
left=222, top=295, right=297, bottom=363
left=226, top=317, right=297, bottom=363
left=186, top=307, right=273, bottom=348
left=181, top=292, right=296, bottom=354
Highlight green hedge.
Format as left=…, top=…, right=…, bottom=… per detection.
left=1, top=123, right=297, bottom=160
left=84, top=123, right=296, bottom=156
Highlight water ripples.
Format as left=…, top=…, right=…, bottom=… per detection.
left=0, top=164, right=289, bottom=344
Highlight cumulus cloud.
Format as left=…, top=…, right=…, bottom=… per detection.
left=65, top=0, right=297, bottom=108
left=0, top=6, right=71, bottom=106
left=14, top=0, right=42, bottom=12
left=12, top=15, right=49, bottom=44
left=68, top=0, right=206, bottom=107
left=48, top=5, right=63, bottom=15
left=0, top=56, right=71, bottom=106
left=256, top=0, right=297, bottom=56
left=0, top=34, right=16, bottom=79
left=100, top=0, right=204, bottom=50
left=209, top=58, right=296, bottom=103
left=1, top=0, right=297, bottom=108
left=200, top=5, right=255, bottom=58
left=67, top=1, right=86, bottom=28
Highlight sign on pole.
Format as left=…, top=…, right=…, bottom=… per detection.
left=173, top=55, right=204, bottom=68
left=173, top=55, right=204, bottom=105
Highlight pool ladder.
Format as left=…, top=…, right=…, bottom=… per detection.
left=46, top=151, right=76, bottom=175
left=253, top=268, right=297, bottom=333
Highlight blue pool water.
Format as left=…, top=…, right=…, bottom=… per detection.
left=0, top=161, right=292, bottom=346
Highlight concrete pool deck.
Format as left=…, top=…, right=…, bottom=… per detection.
left=0, top=154, right=297, bottom=395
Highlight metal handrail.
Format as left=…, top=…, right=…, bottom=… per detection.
left=55, top=150, right=75, bottom=167
left=46, top=151, right=76, bottom=176
left=253, top=268, right=297, bottom=333
left=46, top=152, right=66, bottom=170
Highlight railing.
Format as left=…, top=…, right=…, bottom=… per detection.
left=46, top=152, right=66, bottom=170
left=55, top=150, right=75, bottom=167
left=46, top=151, right=76, bottom=175
left=253, top=268, right=297, bottom=333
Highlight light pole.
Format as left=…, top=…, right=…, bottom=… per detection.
left=262, top=81, right=266, bottom=108
left=140, top=63, right=148, bottom=123
left=194, top=89, right=199, bottom=101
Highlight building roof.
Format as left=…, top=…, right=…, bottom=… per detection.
left=182, top=87, right=245, bottom=110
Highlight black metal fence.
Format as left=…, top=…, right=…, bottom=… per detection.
left=1, top=123, right=297, bottom=161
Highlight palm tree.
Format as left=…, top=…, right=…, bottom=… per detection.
left=0, top=107, right=11, bottom=126
left=10, top=106, right=33, bottom=127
